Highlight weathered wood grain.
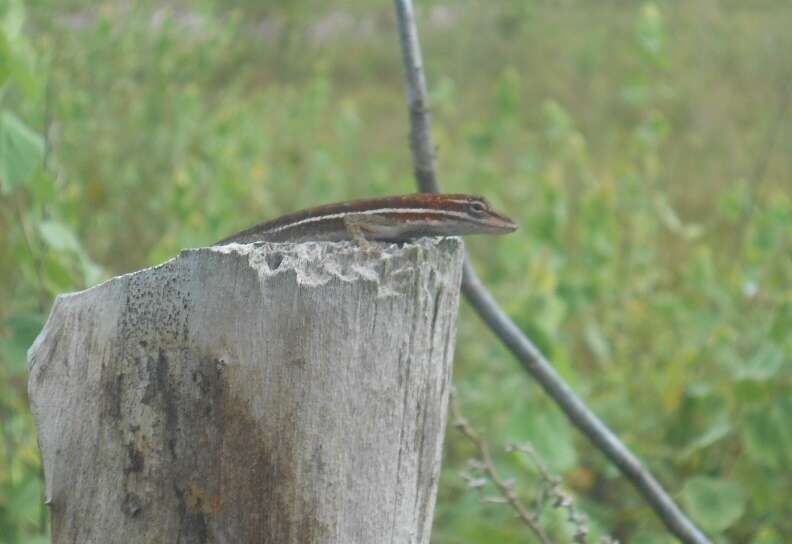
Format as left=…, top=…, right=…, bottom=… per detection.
left=28, top=238, right=464, bottom=544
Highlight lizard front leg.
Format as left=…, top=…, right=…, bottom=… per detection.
left=342, top=214, right=378, bottom=252
left=345, top=212, right=416, bottom=254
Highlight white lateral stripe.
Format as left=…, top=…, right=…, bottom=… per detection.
left=264, top=207, right=473, bottom=234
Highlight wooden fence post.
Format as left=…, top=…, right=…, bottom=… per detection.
left=28, top=238, right=464, bottom=543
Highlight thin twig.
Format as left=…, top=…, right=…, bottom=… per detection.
left=507, top=443, right=596, bottom=544
left=391, top=1, right=710, bottom=543
left=450, top=393, right=552, bottom=544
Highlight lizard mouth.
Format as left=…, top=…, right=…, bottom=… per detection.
left=479, top=210, right=518, bottom=234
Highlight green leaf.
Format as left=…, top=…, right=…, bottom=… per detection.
left=80, top=258, right=105, bottom=287
left=733, top=344, right=785, bottom=382
left=631, top=529, right=671, bottom=544
left=742, top=402, right=792, bottom=469
left=769, top=303, right=792, bottom=343
left=654, top=194, right=702, bottom=240
left=6, top=472, right=42, bottom=524
left=0, top=0, right=40, bottom=100
left=1, top=0, right=26, bottom=41
left=38, top=220, right=105, bottom=289
left=39, top=220, right=81, bottom=252
left=42, top=253, right=79, bottom=293
left=678, top=420, right=732, bottom=461
left=682, top=476, right=745, bottom=533
left=1, top=313, right=44, bottom=373
left=584, top=319, right=612, bottom=362
left=496, top=67, right=521, bottom=117
left=752, top=526, right=784, bottom=544
left=19, top=538, right=50, bottom=544
left=718, top=181, right=751, bottom=222
left=507, top=404, right=578, bottom=473
left=0, top=111, right=44, bottom=192
left=0, top=29, right=11, bottom=87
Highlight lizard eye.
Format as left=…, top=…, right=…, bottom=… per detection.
left=469, top=201, right=487, bottom=215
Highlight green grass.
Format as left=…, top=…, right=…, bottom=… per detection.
left=1, top=0, right=791, bottom=542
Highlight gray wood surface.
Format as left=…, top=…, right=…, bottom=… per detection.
left=27, top=238, right=464, bottom=544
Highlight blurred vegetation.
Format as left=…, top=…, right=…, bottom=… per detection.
left=1, top=0, right=790, bottom=542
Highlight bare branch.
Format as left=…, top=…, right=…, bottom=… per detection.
left=392, top=1, right=711, bottom=543
left=393, top=0, right=439, bottom=193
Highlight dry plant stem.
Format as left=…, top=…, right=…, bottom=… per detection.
left=392, top=1, right=711, bottom=543
left=461, top=262, right=711, bottom=544
left=508, top=443, right=595, bottom=544
left=450, top=394, right=551, bottom=544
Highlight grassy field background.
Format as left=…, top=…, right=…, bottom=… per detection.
left=1, top=0, right=790, bottom=542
